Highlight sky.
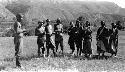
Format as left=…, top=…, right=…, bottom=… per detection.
left=0, top=0, right=125, bottom=8
left=78, top=0, right=125, bottom=8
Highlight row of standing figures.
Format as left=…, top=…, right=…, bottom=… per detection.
left=35, top=19, right=122, bottom=59
left=14, top=14, right=123, bottom=68
left=68, top=20, right=120, bottom=58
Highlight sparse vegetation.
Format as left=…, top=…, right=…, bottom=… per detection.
left=0, top=34, right=125, bottom=71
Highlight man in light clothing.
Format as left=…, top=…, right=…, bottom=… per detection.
left=14, top=14, right=26, bottom=68
left=45, top=19, right=56, bottom=57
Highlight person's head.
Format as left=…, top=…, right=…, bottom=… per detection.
left=16, top=13, right=23, bottom=22
left=75, top=20, right=80, bottom=27
left=101, top=21, right=105, bottom=27
left=46, top=19, right=50, bottom=24
left=85, top=21, right=90, bottom=27
left=111, top=23, right=116, bottom=28
left=56, top=18, right=61, bottom=24
left=38, top=21, right=44, bottom=26
left=116, top=21, right=120, bottom=26
left=70, top=22, right=75, bottom=27
left=116, top=21, right=123, bottom=30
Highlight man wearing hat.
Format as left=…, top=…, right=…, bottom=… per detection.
left=14, top=13, right=26, bottom=68
left=54, top=18, right=64, bottom=54
left=35, top=21, right=46, bottom=57
left=45, top=19, right=56, bottom=57
left=96, top=21, right=109, bottom=56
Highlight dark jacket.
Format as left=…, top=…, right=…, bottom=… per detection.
left=96, top=26, right=109, bottom=40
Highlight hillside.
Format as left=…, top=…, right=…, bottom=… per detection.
left=0, top=0, right=124, bottom=36
left=0, top=4, right=15, bottom=22
left=5, top=0, right=125, bottom=22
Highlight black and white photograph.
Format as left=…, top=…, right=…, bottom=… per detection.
left=0, top=0, right=125, bottom=72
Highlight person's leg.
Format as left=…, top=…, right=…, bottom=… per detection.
left=55, top=41, right=59, bottom=52
left=41, top=43, right=45, bottom=55
left=52, top=47, right=56, bottom=57
left=38, top=45, right=41, bottom=57
left=50, top=40, right=56, bottom=57
left=46, top=46, right=49, bottom=57
left=15, top=42, right=21, bottom=67
left=87, top=39, right=92, bottom=58
left=16, top=56, right=21, bottom=68
left=79, top=40, right=82, bottom=56
left=46, top=40, right=49, bottom=57
left=75, top=41, right=80, bottom=56
left=42, top=47, right=45, bottom=57
left=83, top=40, right=88, bottom=58
left=60, top=39, right=64, bottom=54
left=70, top=42, right=75, bottom=54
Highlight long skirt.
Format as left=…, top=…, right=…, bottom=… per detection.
left=83, top=39, right=92, bottom=54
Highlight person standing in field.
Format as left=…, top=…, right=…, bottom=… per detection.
left=54, top=18, right=64, bottom=54
left=74, top=20, right=83, bottom=56
left=14, top=14, right=26, bottom=68
left=35, top=21, right=46, bottom=57
left=82, top=21, right=92, bottom=58
left=45, top=19, right=56, bottom=57
left=108, top=23, right=118, bottom=57
left=68, top=22, right=76, bottom=55
left=96, top=21, right=109, bottom=56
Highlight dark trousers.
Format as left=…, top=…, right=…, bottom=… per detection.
left=83, top=39, right=92, bottom=55
left=38, top=44, right=45, bottom=56
left=15, top=45, right=21, bottom=67
left=37, top=38, right=45, bottom=56
left=108, top=37, right=118, bottom=55
left=75, top=39, right=82, bottom=56
left=46, top=34, right=56, bottom=56
left=68, top=37, right=75, bottom=53
left=14, top=37, right=23, bottom=67
left=55, top=40, right=64, bottom=53
left=55, top=35, right=64, bottom=53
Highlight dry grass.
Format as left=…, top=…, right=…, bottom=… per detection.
left=0, top=33, right=125, bottom=72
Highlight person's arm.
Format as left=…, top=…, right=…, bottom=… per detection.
left=61, top=24, right=63, bottom=33
left=35, top=28, right=40, bottom=36
left=54, top=24, right=58, bottom=33
left=96, top=28, right=100, bottom=40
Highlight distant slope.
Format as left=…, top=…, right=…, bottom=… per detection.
left=5, top=0, right=125, bottom=22
left=0, top=0, right=124, bottom=36
left=0, top=4, right=15, bottom=22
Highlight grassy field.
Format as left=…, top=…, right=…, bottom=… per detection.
left=0, top=32, right=125, bottom=72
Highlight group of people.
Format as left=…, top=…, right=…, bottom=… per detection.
left=13, top=13, right=120, bottom=68
left=96, top=21, right=119, bottom=57
left=68, top=20, right=120, bottom=58
left=68, top=20, right=92, bottom=58
left=35, top=18, right=64, bottom=58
